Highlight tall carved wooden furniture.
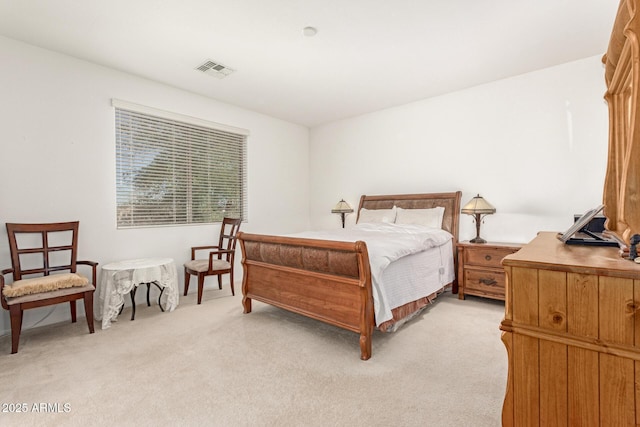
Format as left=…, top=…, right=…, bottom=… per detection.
left=499, top=0, right=640, bottom=423
left=500, top=232, right=640, bottom=425
left=0, top=222, right=98, bottom=354
left=184, top=217, right=241, bottom=304
left=602, top=0, right=640, bottom=246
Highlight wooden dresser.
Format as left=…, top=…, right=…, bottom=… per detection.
left=457, top=241, right=522, bottom=301
left=500, top=232, right=640, bottom=426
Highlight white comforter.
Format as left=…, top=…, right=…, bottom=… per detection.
left=288, top=223, right=453, bottom=326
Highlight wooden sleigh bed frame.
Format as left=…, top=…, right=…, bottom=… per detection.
left=237, top=191, right=461, bottom=360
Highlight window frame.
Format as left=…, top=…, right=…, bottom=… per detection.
left=113, top=99, right=249, bottom=229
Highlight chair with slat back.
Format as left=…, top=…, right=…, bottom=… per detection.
left=184, top=218, right=241, bottom=304
left=0, top=222, right=98, bottom=353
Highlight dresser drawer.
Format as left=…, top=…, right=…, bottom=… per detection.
left=464, top=246, right=516, bottom=269
left=464, top=267, right=506, bottom=299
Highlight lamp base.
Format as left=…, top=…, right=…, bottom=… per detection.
left=469, top=237, right=487, bottom=244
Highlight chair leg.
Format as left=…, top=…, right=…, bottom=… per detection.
left=184, top=270, right=191, bottom=296
left=70, top=300, right=77, bottom=323
left=84, top=292, right=95, bottom=334
left=197, top=273, right=205, bottom=304
left=229, top=271, right=235, bottom=296
left=218, top=275, right=222, bottom=290
left=9, top=305, right=23, bottom=354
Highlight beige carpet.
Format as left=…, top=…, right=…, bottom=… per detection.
left=0, top=289, right=506, bottom=426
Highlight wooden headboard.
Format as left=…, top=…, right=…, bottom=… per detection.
left=356, top=191, right=462, bottom=243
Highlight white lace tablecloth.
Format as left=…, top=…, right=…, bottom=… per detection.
left=95, top=258, right=179, bottom=329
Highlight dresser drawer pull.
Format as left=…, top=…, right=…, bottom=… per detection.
left=479, top=278, right=497, bottom=286
left=485, top=255, right=492, bottom=261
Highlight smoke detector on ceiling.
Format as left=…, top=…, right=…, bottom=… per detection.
left=195, top=60, right=235, bottom=79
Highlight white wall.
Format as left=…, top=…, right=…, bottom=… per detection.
left=309, top=56, right=609, bottom=244
left=0, top=36, right=309, bottom=335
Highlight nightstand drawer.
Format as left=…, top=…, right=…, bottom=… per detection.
left=457, top=241, right=522, bottom=301
left=464, top=268, right=506, bottom=299
left=464, top=246, right=516, bottom=269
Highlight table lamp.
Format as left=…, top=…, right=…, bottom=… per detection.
left=461, top=194, right=496, bottom=243
left=331, top=199, right=353, bottom=228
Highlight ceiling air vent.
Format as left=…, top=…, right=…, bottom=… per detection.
left=195, top=60, right=235, bottom=79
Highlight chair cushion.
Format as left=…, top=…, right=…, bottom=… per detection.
left=5, top=284, right=95, bottom=306
left=2, top=273, right=89, bottom=298
left=184, top=259, right=230, bottom=273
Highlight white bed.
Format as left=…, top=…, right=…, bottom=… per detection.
left=238, top=191, right=462, bottom=360
left=289, top=223, right=455, bottom=327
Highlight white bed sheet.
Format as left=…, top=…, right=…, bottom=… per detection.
left=288, top=223, right=454, bottom=326
left=381, top=239, right=454, bottom=313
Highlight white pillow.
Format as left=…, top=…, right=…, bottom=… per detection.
left=357, top=206, right=397, bottom=224
left=395, top=206, right=445, bottom=228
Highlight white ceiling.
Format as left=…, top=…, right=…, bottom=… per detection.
left=0, top=1, right=619, bottom=127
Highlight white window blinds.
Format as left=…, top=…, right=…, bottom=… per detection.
left=114, top=100, right=248, bottom=228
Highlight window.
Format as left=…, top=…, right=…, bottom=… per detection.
left=113, top=100, right=248, bottom=228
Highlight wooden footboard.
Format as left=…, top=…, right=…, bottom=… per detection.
left=238, top=233, right=374, bottom=360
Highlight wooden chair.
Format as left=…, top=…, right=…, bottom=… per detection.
left=184, top=218, right=241, bottom=304
left=0, top=222, right=98, bottom=354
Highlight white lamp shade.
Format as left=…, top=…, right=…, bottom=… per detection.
left=331, top=199, right=353, bottom=213
left=461, top=194, right=496, bottom=215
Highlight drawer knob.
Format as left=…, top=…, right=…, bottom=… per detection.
left=479, top=278, right=497, bottom=286
left=485, top=255, right=492, bottom=261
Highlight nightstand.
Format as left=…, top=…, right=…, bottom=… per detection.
left=457, top=241, right=522, bottom=301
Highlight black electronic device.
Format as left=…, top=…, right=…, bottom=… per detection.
left=558, top=205, right=620, bottom=247
left=572, top=214, right=606, bottom=233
